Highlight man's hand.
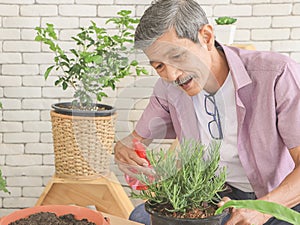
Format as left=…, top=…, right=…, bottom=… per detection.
left=218, top=197, right=271, bottom=225
left=114, top=131, right=152, bottom=176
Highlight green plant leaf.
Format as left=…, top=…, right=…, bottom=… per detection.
left=215, top=200, right=300, bottom=224
left=141, top=68, right=149, bottom=75
left=215, top=16, right=237, bottom=25
left=0, top=169, right=9, bottom=193
left=44, top=65, right=54, bottom=80
left=130, top=60, right=138, bottom=66
left=118, top=10, right=131, bottom=16
left=45, top=23, right=58, bottom=39
left=62, top=81, right=68, bottom=90
left=34, top=35, right=43, bottom=41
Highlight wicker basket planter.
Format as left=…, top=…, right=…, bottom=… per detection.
left=50, top=102, right=117, bottom=178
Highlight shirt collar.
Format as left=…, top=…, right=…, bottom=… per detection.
left=218, top=42, right=253, bottom=91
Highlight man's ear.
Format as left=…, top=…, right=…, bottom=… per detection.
left=198, top=24, right=214, bottom=51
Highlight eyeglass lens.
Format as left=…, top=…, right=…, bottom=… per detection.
left=204, top=94, right=223, bottom=140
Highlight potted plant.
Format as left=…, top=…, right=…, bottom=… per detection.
left=214, top=16, right=237, bottom=45
left=35, top=10, right=148, bottom=177
left=131, top=140, right=228, bottom=225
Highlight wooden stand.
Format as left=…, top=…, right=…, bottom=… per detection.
left=230, top=43, right=256, bottom=50
left=35, top=172, right=134, bottom=219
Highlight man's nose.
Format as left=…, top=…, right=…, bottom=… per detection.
left=165, top=65, right=182, bottom=82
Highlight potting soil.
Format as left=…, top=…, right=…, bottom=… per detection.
left=8, top=212, right=96, bottom=225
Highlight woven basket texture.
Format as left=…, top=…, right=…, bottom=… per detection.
left=50, top=110, right=116, bottom=178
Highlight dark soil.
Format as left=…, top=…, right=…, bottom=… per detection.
left=59, top=103, right=106, bottom=112
left=8, top=212, right=96, bottom=225
left=152, top=202, right=218, bottom=219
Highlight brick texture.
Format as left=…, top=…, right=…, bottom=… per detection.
left=0, top=0, right=300, bottom=217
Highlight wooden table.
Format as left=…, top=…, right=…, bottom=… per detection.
left=102, top=212, right=143, bottom=225
left=230, top=43, right=256, bottom=50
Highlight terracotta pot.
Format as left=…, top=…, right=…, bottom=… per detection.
left=0, top=205, right=110, bottom=225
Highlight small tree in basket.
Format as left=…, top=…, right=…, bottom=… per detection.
left=34, top=10, right=149, bottom=178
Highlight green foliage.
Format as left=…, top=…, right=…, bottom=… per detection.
left=215, top=16, right=237, bottom=25
left=0, top=104, right=8, bottom=193
left=35, top=10, right=148, bottom=109
left=1, top=102, right=9, bottom=193
left=132, top=140, right=226, bottom=213
left=216, top=199, right=300, bottom=224
left=0, top=169, right=9, bottom=193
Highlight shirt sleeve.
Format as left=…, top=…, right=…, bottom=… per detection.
left=135, top=80, right=176, bottom=140
left=276, top=61, right=300, bottom=149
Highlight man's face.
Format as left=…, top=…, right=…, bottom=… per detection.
left=145, top=28, right=213, bottom=96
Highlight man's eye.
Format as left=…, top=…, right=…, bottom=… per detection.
left=155, top=64, right=163, bottom=70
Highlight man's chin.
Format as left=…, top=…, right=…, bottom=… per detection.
left=180, top=85, right=201, bottom=96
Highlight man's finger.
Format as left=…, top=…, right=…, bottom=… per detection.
left=218, top=196, right=231, bottom=207
left=117, top=160, right=155, bottom=177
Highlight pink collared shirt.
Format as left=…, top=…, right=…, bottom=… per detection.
left=135, top=45, right=300, bottom=198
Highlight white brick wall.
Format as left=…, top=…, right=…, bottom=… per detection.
left=1, top=0, right=300, bottom=216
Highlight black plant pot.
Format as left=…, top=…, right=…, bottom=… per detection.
left=145, top=202, right=227, bottom=225
left=52, top=102, right=116, bottom=117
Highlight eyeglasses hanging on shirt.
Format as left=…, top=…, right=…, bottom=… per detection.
left=204, top=94, right=223, bottom=140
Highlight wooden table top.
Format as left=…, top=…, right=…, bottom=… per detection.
left=102, top=212, right=143, bottom=225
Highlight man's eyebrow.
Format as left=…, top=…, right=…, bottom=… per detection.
left=148, top=47, right=183, bottom=64
left=166, top=47, right=181, bottom=55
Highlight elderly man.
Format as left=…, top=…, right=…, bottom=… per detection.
left=114, top=0, right=300, bottom=224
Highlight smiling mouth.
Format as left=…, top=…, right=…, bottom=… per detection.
left=173, top=74, right=195, bottom=86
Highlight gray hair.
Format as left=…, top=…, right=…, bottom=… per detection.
left=134, top=0, right=209, bottom=50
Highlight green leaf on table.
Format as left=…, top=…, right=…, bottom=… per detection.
left=215, top=200, right=300, bottom=224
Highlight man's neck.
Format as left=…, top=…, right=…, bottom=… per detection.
left=204, top=47, right=229, bottom=94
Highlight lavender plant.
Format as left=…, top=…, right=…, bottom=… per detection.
left=132, top=140, right=226, bottom=214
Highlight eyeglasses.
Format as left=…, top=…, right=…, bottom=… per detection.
left=204, top=94, right=223, bottom=140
